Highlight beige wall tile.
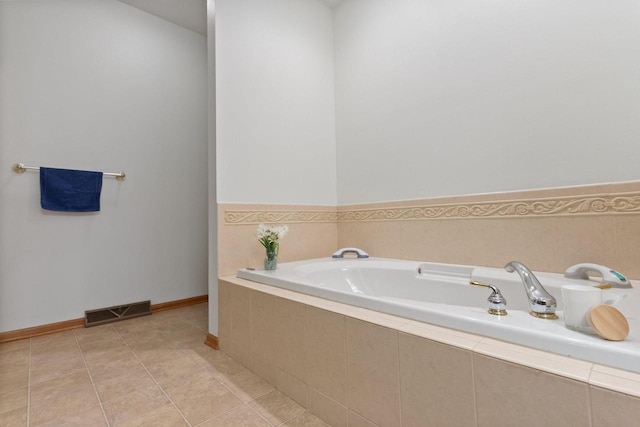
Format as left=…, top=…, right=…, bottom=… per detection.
left=398, top=333, right=476, bottom=427
left=251, top=352, right=278, bottom=387
left=475, top=338, right=592, bottom=382
left=230, top=283, right=252, bottom=361
left=613, top=215, right=640, bottom=279
left=337, top=221, right=403, bottom=259
left=590, top=387, right=640, bottom=427
left=305, top=307, right=347, bottom=405
left=553, top=216, right=618, bottom=274
left=218, top=204, right=337, bottom=276
left=250, top=291, right=279, bottom=365
left=276, top=298, right=307, bottom=381
left=276, top=368, right=308, bottom=407
left=397, top=321, right=481, bottom=351
left=345, top=318, right=401, bottom=427
left=399, top=219, right=469, bottom=265
left=224, top=338, right=252, bottom=371
left=218, top=280, right=232, bottom=340
left=610, top=181, right=640, bottom=193
left=306, top=387, right=348, bottom=427
left=474, top=354, right=590, bottom=427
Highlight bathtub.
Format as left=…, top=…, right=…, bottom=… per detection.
left=237, top=257, right=640, bottom=374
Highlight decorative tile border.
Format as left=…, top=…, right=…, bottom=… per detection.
left=223, top=192, right=640, bottom=224
left=338, top=192, right=640, bottom=222
left=224, top=210, right=338, bottom=225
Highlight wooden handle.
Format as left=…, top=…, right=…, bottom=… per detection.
left=589, top=305, right=629, bottom=341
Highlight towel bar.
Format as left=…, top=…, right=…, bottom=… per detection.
left=12, top=163, right=125, bottom=181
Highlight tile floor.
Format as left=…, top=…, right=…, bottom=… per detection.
left=0, top=304, right=330, bottom=426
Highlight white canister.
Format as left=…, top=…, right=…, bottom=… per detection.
left=560, top=284, right=603, bottom=334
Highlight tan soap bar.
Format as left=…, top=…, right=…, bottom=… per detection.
left=589, top=305, right=629, bottom=341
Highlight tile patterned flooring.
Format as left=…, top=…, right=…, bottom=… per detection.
left=0, top=304, right=330, bottom=426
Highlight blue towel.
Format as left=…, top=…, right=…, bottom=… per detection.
left=40, top=167, right=103, bottom=212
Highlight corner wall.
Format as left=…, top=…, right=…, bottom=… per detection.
left=0, top=0, right=208, bottom=332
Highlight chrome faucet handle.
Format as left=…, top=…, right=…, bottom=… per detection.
left=505, top=261, right=558, bottom=319
left=332, top=247, right=369, bottom=259
left=471, top=281, right=507, bottom=316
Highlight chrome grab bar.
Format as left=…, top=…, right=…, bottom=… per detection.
left=332, top=247, right=369, bottom=259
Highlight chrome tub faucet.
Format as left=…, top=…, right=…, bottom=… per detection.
left=504, top=261, right=558, bottom=319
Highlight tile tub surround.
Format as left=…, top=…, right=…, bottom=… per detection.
left=336, top=181, right=640, bottom=280
left=221, top=181, right=640, bottom=280
left=218, top=204, right=338, bottom=276
left=219, top=276, right=640, bottom=427
left=0, top=303, right=330, bottom=427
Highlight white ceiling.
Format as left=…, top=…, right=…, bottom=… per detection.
left=118, top=0, right=207, bottom=35
left=117, top=0, right=343, bottom=36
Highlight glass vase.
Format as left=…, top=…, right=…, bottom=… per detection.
left=264, top=244, right=278, bottom=271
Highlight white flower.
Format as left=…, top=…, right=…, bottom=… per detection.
left=256, top=223, right=288, bottom=250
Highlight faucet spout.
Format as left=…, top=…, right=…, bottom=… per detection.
left=504, top=261, right=558, bottom=319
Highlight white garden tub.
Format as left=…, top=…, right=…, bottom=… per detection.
left=237, top=257, right=640, bottom=373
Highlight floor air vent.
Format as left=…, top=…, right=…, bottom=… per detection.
left=85, top=300, right=151, bottom=327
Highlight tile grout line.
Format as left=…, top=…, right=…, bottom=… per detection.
left=112, top=322, right=194, bottom=427
left=72, top=328, right=112, bottom=427
left=153, top=318, right=267, bottom=426
left=395, top=330, right=403, bottom=427
left=470, top=351, right=479, bottom=426
left=26, top=338, right=32, bottom=427
left=159, top=308, right=272, bottom=426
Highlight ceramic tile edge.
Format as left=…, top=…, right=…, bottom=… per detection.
left=474, top=338, right=593, bottom=382
left=589, top=365, right=640, bottom=398
left=395, top=321, right=481, bottom=350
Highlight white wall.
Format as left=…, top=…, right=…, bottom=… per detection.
left=334, top=0, right=640, bottom=204
left=216, top=0, right=337, bottom=205
left=0, top=0, right=208, bottom=332
left=207, top=0, right=218, bottom=336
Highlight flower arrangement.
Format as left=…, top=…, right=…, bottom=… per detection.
left=256, top=223, right=288, bottom=270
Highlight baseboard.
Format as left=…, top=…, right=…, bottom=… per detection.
left=0, top=294, right=209, bottom=343
left=0, top=318, right=86, bottom=344
left=151, top=294, right=209, bottom=313
left=205, top=333, right=219, bottom=350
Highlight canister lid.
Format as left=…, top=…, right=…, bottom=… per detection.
left=589, top=305, right=629, bottom=341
